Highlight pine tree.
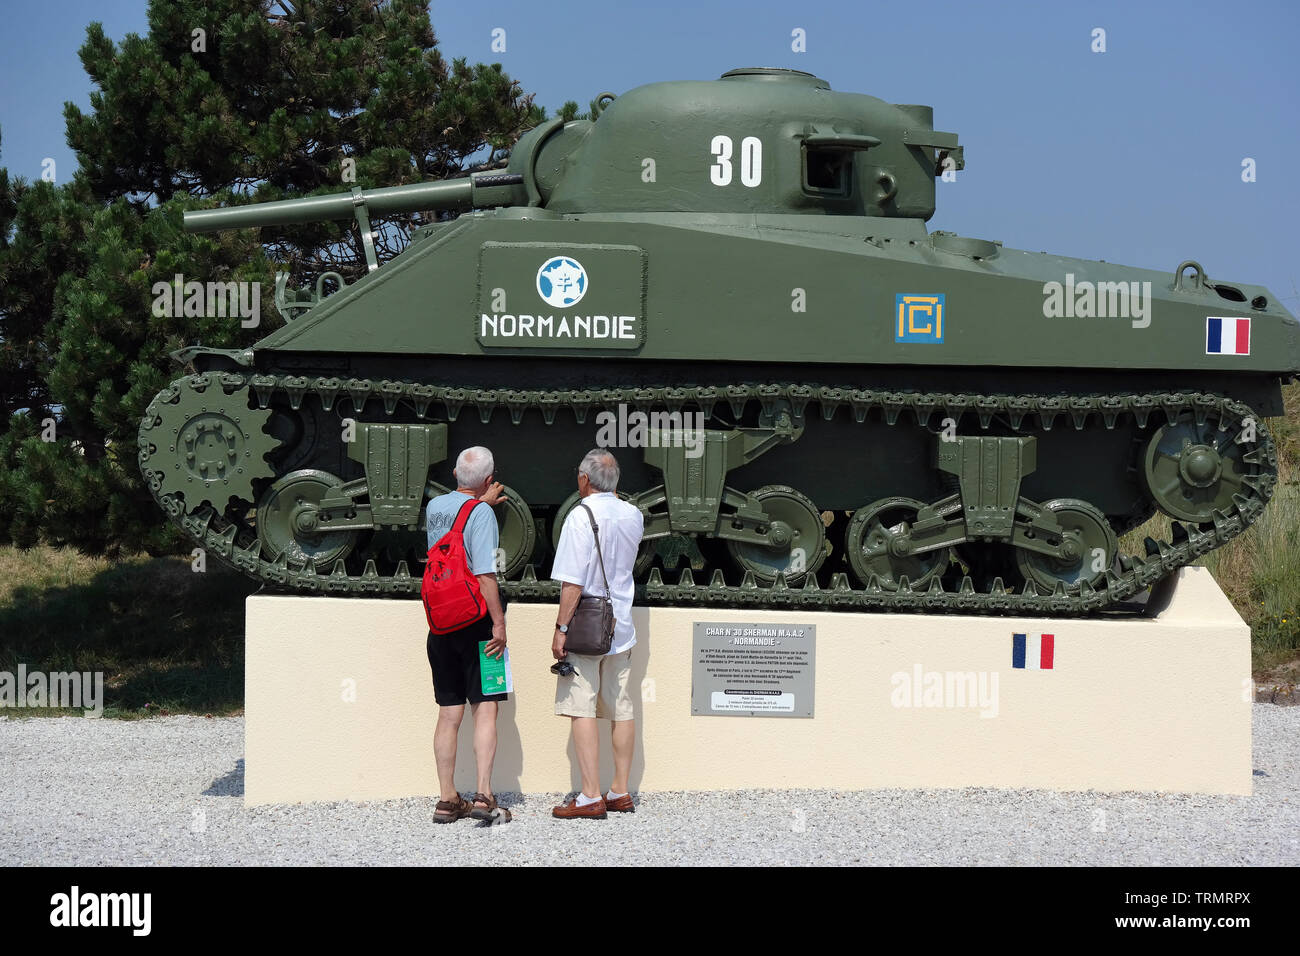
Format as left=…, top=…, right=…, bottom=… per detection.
left=64, top=0, right=542, bottom=276
left=0, top=135, right=101, bottom=547
left=0, top=0, right=547, bottom=554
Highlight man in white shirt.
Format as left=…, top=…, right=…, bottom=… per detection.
left=549, top=448, right=645, bottom=820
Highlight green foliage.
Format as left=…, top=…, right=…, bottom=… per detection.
left=554, top=98, right=603, bottom=123
left=0, top=174, right=94, bottom=426
left=0, top=0, right=545, bottom=555
left=1, top=193, right=270, bottom=554
left=64, top=0, right=544, bottom=276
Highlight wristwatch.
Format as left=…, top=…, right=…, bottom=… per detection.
left=555, top=623, right=568, bottom=634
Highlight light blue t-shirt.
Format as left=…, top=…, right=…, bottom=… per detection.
left=425, top=491, right=498, bottom=575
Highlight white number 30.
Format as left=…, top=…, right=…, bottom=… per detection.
left=710, top=135, right=762, bottom=187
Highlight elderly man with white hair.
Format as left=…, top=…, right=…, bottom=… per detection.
left=424, top=445, right=510, bottom=824
left=549, top=448, right=645, bottom=819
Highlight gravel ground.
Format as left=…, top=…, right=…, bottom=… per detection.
left=1, top=706, right=1296, bottom=866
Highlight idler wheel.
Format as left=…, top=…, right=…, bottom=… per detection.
left=486, top=483, right=537, bottom=578
left=256, top=469, right=358, bottom=569
left=1015, top=498, right=1116, bottom=593
left=1142, top=413, right=1250, bottom=523
left=845, top=496, right=948, bottom=590
left=725, top=485, right=826, bottom=585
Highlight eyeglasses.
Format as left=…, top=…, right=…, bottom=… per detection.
left=550, top=660, right=576, bottom=677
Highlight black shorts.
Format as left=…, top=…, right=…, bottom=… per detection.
left=427, top=615, right=508, bottom=706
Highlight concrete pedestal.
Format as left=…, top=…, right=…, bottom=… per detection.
left=244, top=566, right=1251, bottom=805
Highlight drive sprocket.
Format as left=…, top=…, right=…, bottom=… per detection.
left=139, top=372, right=278, bottom=511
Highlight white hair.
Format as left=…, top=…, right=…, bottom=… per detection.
left=454, top=446, right=494, bottom=488
left=579, top=448, right=619, bottom=492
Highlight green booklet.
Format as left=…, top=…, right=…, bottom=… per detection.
left=479, top=642, right=513, bottom=696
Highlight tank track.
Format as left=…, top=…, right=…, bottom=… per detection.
left=139, top=371, right=1278, bottom=615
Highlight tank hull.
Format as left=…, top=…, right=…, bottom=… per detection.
left=251, top=213, right=1300, bottom=383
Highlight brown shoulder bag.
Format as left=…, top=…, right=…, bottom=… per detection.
left=562, top=502, right=616, bottom=655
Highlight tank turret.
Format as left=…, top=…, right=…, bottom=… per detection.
left=186, top=67, right=963, bottom=240
left=525, top=67, right=962, bottom=220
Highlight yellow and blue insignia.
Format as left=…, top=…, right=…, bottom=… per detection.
left=895, top=293, right=945, bottom=343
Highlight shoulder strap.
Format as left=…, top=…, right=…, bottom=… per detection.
left=450, top=498, right=483, bottom=534
left=577, top=502, right=611, bottom=595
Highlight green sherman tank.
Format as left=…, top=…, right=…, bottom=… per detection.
left=139, top=68, right=1299, bottom=614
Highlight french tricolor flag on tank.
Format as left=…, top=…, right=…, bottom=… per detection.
left=1012, top=633, right=1055, bottom=669
left=1206, top=316, right=1251, bottom=356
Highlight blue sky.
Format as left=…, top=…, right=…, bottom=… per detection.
left=1, top=0, right=1297, bottom=304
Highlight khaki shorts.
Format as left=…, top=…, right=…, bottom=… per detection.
left=555, top=649, right=634, bottom=720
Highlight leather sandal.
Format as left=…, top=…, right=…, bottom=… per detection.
left=434, top=794, right=472, bottom=824
left=469, top=792, right=497, bottom=821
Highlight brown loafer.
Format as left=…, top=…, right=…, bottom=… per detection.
left=552, top=796, right=607, bottom=820
left=605, top=793, right=635, bottom=813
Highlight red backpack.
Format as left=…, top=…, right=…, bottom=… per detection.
left=422, top=499, right=488, bottom=634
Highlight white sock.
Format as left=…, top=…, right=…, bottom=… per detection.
left=607, top=789, right=627, bottom=800
left=575, top=791, right=602, bottom=807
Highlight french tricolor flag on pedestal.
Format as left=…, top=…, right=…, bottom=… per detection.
left=1206, top=316, right=1251, bottom=356
left=1012, top=633, right=1054, bottom=669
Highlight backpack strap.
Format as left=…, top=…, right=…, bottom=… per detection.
left=450, top=497, right=483, bottom=534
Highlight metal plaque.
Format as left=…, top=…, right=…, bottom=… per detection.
left=476, top=241, right=646, bottom=349
left=691, top=622, right=815, bottom=718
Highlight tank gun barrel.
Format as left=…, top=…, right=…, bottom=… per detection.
left=183, top=172, right=526, bottom=234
